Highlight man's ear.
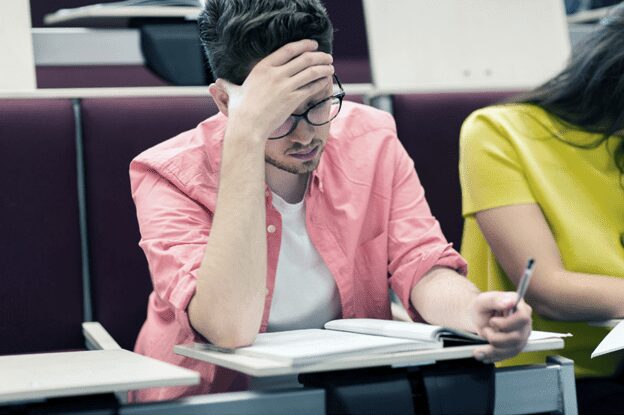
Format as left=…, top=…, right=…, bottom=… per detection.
left=208, top=80, right=229, bottom=116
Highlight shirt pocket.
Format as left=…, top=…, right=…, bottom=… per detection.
left=353, top=231, right=391, bottom=318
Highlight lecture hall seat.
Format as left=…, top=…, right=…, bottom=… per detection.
left=80, top=96, right=220, bottom=350
left=392, top=91, right=516, bottom=249
left=0, top=99, right=85, bottom=354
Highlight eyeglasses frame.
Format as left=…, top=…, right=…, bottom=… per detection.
left=268, top=74, right=345, bottom=140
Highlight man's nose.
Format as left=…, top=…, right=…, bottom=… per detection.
left=289, top=118, right=315, bottom=145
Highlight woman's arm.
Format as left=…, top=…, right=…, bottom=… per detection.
left=475, top=203, right=624, bottom=321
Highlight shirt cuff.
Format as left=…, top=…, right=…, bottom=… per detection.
left=168, top=271, right=204, bottom=340
left=391, top=243, right=468, bottom=322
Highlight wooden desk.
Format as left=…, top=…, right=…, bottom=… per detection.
left=0, top=349, right=199, bottom=404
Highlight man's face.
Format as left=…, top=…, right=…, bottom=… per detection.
left=264, top=80, right=335, bottom=175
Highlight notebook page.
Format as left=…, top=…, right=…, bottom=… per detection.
left=235, top=329, right=439, bottom=365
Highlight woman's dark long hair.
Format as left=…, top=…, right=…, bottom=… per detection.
left=511, top=3, right=624, bottom=177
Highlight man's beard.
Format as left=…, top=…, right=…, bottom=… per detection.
left=265, top=153, right=321, bottom=174
left=265, top=139, right=324, bottom=175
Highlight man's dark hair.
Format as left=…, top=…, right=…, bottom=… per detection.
left=198, top=0, right=333, bottom=85
left=511, top=3, right=624, bottom=177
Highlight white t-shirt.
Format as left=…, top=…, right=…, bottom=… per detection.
left=266, top=191, right=341, bottom=332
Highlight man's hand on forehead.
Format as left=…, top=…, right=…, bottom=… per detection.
left=218, top=39, right=335, bottom=142
left=270, top=39, right=334, bottom=108
left=293, top=79, right=334, bottom=113
left=266, top=39, right=331, bottom=67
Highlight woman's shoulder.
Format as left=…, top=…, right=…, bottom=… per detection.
left=461, top=103, right=558, bottom=145
left=464, top=103, right=551, bottom=129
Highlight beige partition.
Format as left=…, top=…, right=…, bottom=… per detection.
left=363, top=0, right=571, bottom=93
left=0, top=0, right=36, bottom=89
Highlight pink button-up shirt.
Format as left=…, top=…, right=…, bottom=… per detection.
left=129, top=101, right=467, bottom=401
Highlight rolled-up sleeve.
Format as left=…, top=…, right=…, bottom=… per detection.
left=387, top=138, right=467, bottom=321
left=130, top=161, right=212, bottom=336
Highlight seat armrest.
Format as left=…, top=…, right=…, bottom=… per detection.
left=82, top=321, right=122, bottom=350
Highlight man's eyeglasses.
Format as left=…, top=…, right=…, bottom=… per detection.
left=269, top=75, right=345, bottom=140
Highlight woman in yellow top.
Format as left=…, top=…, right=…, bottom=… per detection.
left=459, top=4, right=624, bottom=413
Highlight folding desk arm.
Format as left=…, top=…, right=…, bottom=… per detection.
left=82, top=321, right=122, bottom=351
left=495, top=355, right=578, bottom=415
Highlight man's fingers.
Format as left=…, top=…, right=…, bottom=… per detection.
left=473, top=342, right=525, bottom=364
left=475, top=291, right=518, bottom=315
left=490, top=304, right=532, bottom=333
left=490, top=315, right=530, bottom=333
left=290, top=64, right=334, bottom=92
left=474, top=345, right=518, bottom=363
left=265, top=39, right=319, bottom=66
left=474, top=323, right=530, bottom=363
left=282, top=51, right=333, bottom=76
left=473, top=344, right=496, bottom=362
left=295, top=76, right=333, bottom=102
left=481, top=326, right=528, bottom=350
left=472, top=292, right=532, bottom=364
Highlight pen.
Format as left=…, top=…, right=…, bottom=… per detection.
left=512, top=258, right=535, bottom=313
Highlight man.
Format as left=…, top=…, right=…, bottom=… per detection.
left=130, top=0, right=532, bottom=401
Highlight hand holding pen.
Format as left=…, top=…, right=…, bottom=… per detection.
left=472, top=258, right=534, bottom=363
left=509, top=258, right=536, bottom=315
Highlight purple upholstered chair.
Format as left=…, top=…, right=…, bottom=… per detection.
left=37, top=66, right=170, bottom=89
left=392, top=91, right=518, bottom=249
left=0, top=99, right=84, bottom=355
left=80, top=96, right=219, bottom=350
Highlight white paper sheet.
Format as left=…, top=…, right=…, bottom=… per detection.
left=592, top=320, right=624, bottom=358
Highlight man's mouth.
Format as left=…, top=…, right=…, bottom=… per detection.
left=289, top=146, right=319, bottom=160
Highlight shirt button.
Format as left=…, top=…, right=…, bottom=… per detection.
left=267, top=224, right=276, bottom=233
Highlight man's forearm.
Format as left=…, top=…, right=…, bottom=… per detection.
left=412, top=266, right=532, bottom=362
left=410, top=266, right=480, bottom=332
left=189, top=127, right=268, bottom=348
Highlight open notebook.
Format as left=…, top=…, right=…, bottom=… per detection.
left=199, top=328, right=440, bottom=366
left=196, top=319, right=570, bottom=366
left=324, top=319, right=569, bottom=344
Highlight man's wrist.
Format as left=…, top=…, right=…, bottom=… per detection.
left=224, top=121, right=267, bottom=149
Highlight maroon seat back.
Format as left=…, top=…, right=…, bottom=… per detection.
left=37, top=66, right=170, bottom=89
left=81, top=96, right=219, bottom=350
left=0, top=99, right=84, bottom=354
left=392, top=92, right=517, bottom=249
